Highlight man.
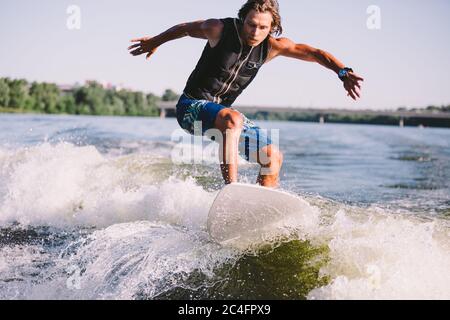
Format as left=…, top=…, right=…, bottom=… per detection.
left=129, top=0, right=364, bottom=188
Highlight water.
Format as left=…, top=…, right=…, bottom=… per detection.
left=0, top=113, right=449, bottom=300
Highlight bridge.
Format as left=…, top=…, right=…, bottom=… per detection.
left=157, top=102, right=450, bottom=127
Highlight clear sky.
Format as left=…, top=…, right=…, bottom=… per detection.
left=1, top=0, right=449, bottom=110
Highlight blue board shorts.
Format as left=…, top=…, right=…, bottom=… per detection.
left=176, top=93, right=273, bottom=163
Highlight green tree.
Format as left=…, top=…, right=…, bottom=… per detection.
left=134, top=91, right=150, bottom=116
left=77, top=104, right=92, bottom=115
left=162, top=89, right=179, bottom=102
left=146, top=93, right=160, bottom=116
left=29, top=82, right=61, bottom=113
left=0, top=77, right=177, bottom=117
left=117, top=89, right=138, bottom=116
left=73, top=81, right=107, bottom=115
left=8, top=79, right=29, bottom=109
left=0, top=78, right=10, bottom=107
left=111, top=96, right=126, bottom=116
left=57, top=94, right=76, bottom=114
left=105, top=90, right=125, bottom=116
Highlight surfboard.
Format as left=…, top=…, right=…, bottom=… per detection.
left=207, top=183, right=312, bottom=247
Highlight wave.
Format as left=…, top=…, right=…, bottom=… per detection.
left=0, top=143, right=449, bottom=300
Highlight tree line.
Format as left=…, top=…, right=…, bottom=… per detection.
left=1, top=77, right=448, bottom=127
left=0, top=77, right=180, bottom=116
left=244, top=108, right=450, bottom=128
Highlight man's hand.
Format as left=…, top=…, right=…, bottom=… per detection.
left=343, top=72, right=364, bottom=101
left=128, top=37, right=159, bottom=60
left=128, top=20, right=223, bottom=61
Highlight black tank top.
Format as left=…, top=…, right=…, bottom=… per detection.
left=183, top=18, right=270, bottom=107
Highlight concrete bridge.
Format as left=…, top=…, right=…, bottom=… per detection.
left=157, top=102, right=450, bottom=127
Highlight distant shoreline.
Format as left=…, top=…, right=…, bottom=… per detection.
left=1, top=77, right=449, bottom=128
left=2, top=107, right=449, bottom=129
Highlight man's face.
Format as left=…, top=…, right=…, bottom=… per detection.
left=241, top=9, right=273, bottom=46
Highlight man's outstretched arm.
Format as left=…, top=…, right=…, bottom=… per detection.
left=128, top=19, right=223, bottom=60
left=267, top=37, right=364, bottom=100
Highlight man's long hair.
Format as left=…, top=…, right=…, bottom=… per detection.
left=238, top=0, right=283, bottom=36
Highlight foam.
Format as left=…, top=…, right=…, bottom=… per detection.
left=1, top=143, right=449, bottom=299
left=0, top=222, right=238, bottom=300
left=0, top=143, right=215, bottom=229
left=307, top=208, right=450, bottom=300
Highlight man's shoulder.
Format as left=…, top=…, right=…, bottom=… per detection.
left=203, top=17, right=240, bottom=43
left=201, top=18, right=225, bottom=37
left=267, top=37, right=296, bottom=55
left=265, top=37, right=294, bottom=62
left=220, top=17, right=236, bottom=24
left=202, top=19, right=231, bottom=47
left=268, top=36, right=292, bottom=48
left=207, top=17, right=240, bottom=30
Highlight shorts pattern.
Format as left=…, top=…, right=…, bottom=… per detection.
left=176, top=94, right=274, bottom=163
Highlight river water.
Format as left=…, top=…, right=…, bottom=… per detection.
left=0, top=113, right=449, bottom=299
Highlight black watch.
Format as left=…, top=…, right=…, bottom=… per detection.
left=338, top=67, right=353, bottom=81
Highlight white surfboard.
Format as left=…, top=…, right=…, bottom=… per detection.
left=207, top=183, right=312, bottom=247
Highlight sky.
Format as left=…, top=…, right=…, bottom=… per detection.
left=1, top=0, right=449, bottom=110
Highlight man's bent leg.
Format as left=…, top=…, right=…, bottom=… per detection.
left=214, top=108, right=244, bottom=184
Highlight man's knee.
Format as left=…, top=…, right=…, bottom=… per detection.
left=259, top=145, right=283, bottom=169
left=215, top=109, right=244, bottom=132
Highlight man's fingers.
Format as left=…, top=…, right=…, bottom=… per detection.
left=350, top=72, right=365, bottom=82
left=349, top=79, right=361, bottom=91
left=130, top=48, right=143, bottom=56
left=130, top=37, right=146, bottom=42
left=350, top=85, right=361, bottom=99
left=346, top=88, right=356, bottom=100
left=128, top=43, right=141, bottom=50
left=347, top=90, right=355, bottom=100
left=345, top=79, right=362, bottom=99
